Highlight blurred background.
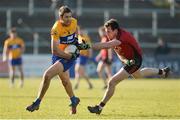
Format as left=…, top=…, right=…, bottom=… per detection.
left=0, top=0, right=180, bottom=78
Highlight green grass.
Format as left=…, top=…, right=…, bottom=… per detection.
left=0, top=77, right=180, bottom=119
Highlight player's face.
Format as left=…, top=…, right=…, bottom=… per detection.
left=105, top=26, right=117, bottom=40
left=61, top=12, right=72, bottom=26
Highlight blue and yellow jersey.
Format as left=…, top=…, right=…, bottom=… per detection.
left=51, top=18, right=77, bottom=52
left=4, top=37, right=24, bottom=59
left=78, top=34, right=91, bottom=57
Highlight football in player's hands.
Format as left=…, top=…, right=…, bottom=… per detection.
left=71, top=52, right=80, bottom=60
left=64, top=45, right=78, bottom=54
left=64, top=45, right=80, bottom=59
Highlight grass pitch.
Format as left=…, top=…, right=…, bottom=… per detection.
left=0, top=77, right=180, bottom=119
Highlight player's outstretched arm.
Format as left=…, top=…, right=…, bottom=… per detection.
left=92, top=39, right=121, bottom=50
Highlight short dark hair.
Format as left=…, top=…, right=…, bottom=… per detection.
left=104, top=19, right=119, bottom=30
left=59, top=5, right=72, bottom=17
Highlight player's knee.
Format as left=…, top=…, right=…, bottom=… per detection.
left=133, top=73, right=142, bottom=79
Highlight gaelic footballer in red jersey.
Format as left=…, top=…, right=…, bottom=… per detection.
left=114, top=28, right=143, bottom=74
left=88, top=19, right=170, bottom=114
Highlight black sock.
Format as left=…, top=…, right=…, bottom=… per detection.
left=158, top=69, right=163, bottom=75
left=99, top=102, right=105, bottom=107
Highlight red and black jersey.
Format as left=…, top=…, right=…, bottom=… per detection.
left=114, top=28, right=142, bottom=60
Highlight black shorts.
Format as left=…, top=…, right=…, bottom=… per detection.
left=124, top=55, right=142, bottom=74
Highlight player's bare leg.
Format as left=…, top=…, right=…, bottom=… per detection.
left=59, top=70, right=74, bottom=98
left=88, top=67, right=129, bottom=114
left=97, top=61, right=107, bottom=88
left=26, top=61, right=64, bottom=112
left=101, top=68, right=128, bottom=104
left=17, top=65, right=24, bottom=88
left=59, top=70, right=80, bottom=114
left=104, top=64, right=112, bottom=82
left=37, top=61, right=64, bottom=100
left=132, top=67, right=170, bottom=78
left=9, top=65, right=15, bottom=88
